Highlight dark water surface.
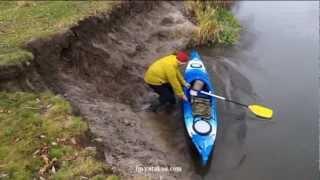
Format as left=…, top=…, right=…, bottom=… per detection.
left=199, top=1, right=319, bottom=180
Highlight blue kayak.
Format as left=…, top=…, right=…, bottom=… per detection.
left=183, top=50, right=218, bottom=166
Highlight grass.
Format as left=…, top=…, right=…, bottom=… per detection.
left=0, top=1, right=117, bottom=65
left=0, top=91, right=119, bottom=179
left=0, top=2, right=125, bottom=179
left=185, top=0, right=241, bottom=46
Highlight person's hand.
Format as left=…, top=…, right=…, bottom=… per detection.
left=184, top=82, right=191, bottom=89
left=180, top=94, right=188, bottom=101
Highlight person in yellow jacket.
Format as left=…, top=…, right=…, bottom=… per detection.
left=144, top=51, right=191, bottom=111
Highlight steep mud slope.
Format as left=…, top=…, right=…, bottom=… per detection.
left=26, top=1, right=199, bottom=179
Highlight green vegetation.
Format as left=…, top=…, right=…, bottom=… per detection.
left=0, top=49, right=33, bottom=66
left=0, top=92, right=118, bottom=179
left=0, top=1, right=120, bottom=179
left=186, top=1, right=241, bottom=46
left=0, top=1, right=116, bottom=65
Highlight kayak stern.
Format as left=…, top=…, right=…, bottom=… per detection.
left=192, top=134, right=216, bottom=166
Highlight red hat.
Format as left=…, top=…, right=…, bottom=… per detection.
left=176, top=51, right=189, bottom=63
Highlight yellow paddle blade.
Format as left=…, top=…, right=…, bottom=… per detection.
left=248, top=105, right=273, bottom=119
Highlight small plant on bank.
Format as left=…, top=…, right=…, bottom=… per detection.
left=186, top=0, right=241, bottom=46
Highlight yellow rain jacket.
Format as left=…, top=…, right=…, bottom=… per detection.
left=144, top=55, right=187, bottom=96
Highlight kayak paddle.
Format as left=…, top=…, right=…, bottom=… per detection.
left=190, top=90, right=273, bottom=119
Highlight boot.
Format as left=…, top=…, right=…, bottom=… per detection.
left=146, top=101, right=165, bottom=112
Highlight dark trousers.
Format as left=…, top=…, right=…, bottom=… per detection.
left=148, top=83, right=176, bottom=105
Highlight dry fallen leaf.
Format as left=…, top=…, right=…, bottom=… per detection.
left=46, top=104, right=52, bottom=109
left=39, top=155, right=50, bottom=175
left=0, top=174, right=8, bottom=178
left=51, top=166, right=56, bottom=174
left=33, top=149, right=40, bottom=156
left=70, top=137, right=77, bottom=145
left=40, top=135, right=46, bottom=139
left=14, top=138, right=21, bottom=143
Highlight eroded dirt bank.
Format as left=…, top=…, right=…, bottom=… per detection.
left=25, top=1, right=198, bottom=179
left=0, top=1, right=254, bottom=180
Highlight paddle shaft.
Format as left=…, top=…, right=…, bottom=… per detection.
left=200, top=91, right=248, bottom=108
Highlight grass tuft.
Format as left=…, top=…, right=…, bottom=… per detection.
left=0, top=49, right=33, bottom=66
left=186, top=0, right=241, bottom=46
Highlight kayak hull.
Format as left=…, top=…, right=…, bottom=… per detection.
left=183, top=50, right=218, bottom=166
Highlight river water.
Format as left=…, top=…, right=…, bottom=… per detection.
left=198, top=1, right=319, bottom=180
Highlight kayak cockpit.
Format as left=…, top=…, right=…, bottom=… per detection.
left=187, top=80, right=213, bottom=136
left=187, top=80, right=212, bottom=119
